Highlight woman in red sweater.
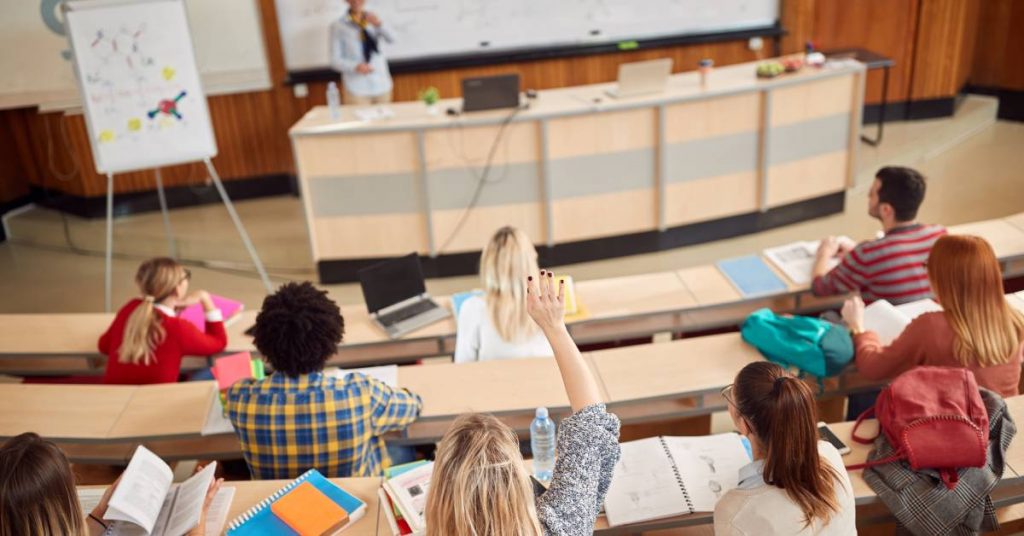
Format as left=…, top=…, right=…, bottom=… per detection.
left=842, top=235, right=1024, bottom=397
left=99, top=258, right=227, bottom=384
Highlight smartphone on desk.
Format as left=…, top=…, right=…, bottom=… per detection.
left=818, top=421, right=851, bottom=455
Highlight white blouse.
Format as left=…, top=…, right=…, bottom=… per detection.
left=453, top=295, right=553, bottom=364
left=713, top=441, right=857, bottom=535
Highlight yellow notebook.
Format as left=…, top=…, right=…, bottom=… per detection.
left=271, top=481, right=349, bottom=536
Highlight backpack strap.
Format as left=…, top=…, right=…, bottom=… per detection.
left=850, top=406, right=879, bottom=445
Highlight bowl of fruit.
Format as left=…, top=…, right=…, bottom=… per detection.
left=756, top=61, right=785, bottom=79
left=782, top=57, right=804, bottom=72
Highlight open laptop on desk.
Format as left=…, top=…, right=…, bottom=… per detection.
left=358, top=253, right=450, bottom=339
left=461, top=73, right=521, bottom=113
left=605, top=58, right=673, bottom=99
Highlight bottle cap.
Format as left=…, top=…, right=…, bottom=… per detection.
left=535, top=407, right=548, bottom=419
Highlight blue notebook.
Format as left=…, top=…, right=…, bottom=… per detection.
left=226, top=469, right=366, bottom=535
left=716, top=255, right=788, bottom=297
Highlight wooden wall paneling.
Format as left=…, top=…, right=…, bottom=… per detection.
left=970, top=0, right=1024, bottom=91
left=0, top=0, right=816, bottom=201
left=812, top=0, right=920, bottom=105
left=910, top=0, right=982, bottom=100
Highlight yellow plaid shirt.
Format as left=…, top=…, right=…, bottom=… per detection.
left=224, top=371, right=422, bottom=479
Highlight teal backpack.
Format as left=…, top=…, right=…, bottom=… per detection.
left=740, top=308, right=854, bottom=378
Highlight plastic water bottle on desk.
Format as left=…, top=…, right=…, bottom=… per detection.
left=326, top=81, right=341, bottom=120
left=530, top=407, right=556, bottom=482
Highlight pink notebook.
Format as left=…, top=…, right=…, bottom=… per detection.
left=180, top=294, right=243, bottom=331
left=211, top=352, right=254, bottom=391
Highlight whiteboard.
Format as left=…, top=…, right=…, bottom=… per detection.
left=65, top=0, right=217, bottom=174
left=275, top=0, right=779, bottom=72
left=0, top=0, right=268, bottom=110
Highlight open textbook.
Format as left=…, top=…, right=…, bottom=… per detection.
left=77, top=446, right=227, bottom=536
left=763, top=239, right=848, bottom=285
left=862, top=298, right=943, bottom=345
left=604, top=433, right=751, bottom=526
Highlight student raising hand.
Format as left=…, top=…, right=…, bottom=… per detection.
left=526, top=270, right=602, bottom=412
left=526, top=269, right=566, bottom=332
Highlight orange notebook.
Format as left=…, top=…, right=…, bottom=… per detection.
left=271, top=482, right=349, bottom=536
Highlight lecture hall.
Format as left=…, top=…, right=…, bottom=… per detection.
left=2, top=0, right=1024, bottom=534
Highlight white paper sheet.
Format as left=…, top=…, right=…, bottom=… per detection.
left=103, top=446, right=174, bottom=534
left=326, top=365, right=399, bottom=387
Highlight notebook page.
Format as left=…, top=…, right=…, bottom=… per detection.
left=603, top=438, right=688, bottom=526
left=662, top=434, right=751, bottom=512
left=201, top=391, right=235, bottom=436
left=894, top=299, right=942, bottom=320
left=326, top=365, right=398, bottom=387
left=104, top=446, right=174, bottom=533
left=862, top=300, right=911, bottom=345
left=164, top=463, right=218, bottom=536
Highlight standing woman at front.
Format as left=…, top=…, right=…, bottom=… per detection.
left=716, top=362, right=856, bottom=535
left=329, top=0, right=394, bottom=105
left=99, top=258, right=227, bottom=384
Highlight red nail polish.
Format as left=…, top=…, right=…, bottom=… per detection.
left=528, top=276, right=533, bottom=281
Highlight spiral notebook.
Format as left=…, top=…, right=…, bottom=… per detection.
left=603, top=433, right=751, bottom=526
left=226, top=469, right=366, bottom=535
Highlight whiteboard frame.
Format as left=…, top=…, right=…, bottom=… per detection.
left=62, top=0, right=218, bottom=175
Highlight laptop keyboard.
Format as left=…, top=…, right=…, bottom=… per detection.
left=378, top=300, right=438, bottom=327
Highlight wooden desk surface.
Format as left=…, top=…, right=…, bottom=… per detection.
left=948, top=219, right=1024, bottom=260
left=0, top=381, right=216, bottom=441
left=575, top=271, right=695, bottom=320
left=400, top=357, right=570, bottom=419
left=592, top=334, right=760, bottom=403
left=1006, top=212, right=1024, bottom=234
left=0, top=313, right=111, bottom=355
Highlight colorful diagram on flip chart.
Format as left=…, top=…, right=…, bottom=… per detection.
left=64, top=0, right=216, bottom=174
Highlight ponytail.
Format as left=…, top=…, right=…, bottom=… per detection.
left=119, top=295, right=166, bottom=365
left=117, top=258, right=183, bottom=365
left=735, top=363, right=840, bottom=528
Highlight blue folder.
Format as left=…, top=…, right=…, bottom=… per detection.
left=226, top=469, right=366, bottom=535
left=716, top=255, right=788, bottom=297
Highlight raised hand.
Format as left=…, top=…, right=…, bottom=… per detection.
left=526, top=270, right=565, bottom=333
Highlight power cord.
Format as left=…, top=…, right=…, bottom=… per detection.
left=436, top=104, right=524, bottom=254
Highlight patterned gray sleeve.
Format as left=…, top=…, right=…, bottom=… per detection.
left=536, top=404, right=621, bottom=536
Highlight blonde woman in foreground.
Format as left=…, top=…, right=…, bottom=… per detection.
left=427, top=270, right=621, bottom=536
left=454, top=226, right=553, bottom=364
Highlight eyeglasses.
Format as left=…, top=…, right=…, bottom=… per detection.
left=721, top=384, right=735, bottom=407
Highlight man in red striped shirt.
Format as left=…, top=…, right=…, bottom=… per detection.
left=812, top=166, right=946, bottom=305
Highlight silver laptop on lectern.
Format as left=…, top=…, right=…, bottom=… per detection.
left=358, top=253, right=450, bottom=339
left=605, top=58, right=673, bottom=99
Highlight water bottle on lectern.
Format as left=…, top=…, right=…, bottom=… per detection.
left=531, top=407, right=556, bottom=482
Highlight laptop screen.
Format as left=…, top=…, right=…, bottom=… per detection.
left=358, top=253, right=427, bottom=314
left=461, top=74, right=520, bottom=113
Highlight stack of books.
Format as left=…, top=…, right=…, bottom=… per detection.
left=379, top=461, right=434, bottom=536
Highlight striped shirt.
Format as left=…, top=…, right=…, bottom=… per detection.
left=224, top=371, right=422, bottom=480
left=812, top=223, right=947, bottom=304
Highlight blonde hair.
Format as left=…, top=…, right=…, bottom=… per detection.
left=425, top=414, right=543, bottom=536
left=0, top=433, right=86, bottom=536
left=480, top=227, right=540, bottom=342
left=928, top=235, right=1024, bottom=367
left=120, top=258, right=186, bottom=365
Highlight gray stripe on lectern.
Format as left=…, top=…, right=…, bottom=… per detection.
left=664, top=131, right=759, bottom=183
left=308, top=173, right=420, bottom=217
left=427, top=164, right=540, bottom=210
left=548, top=149, right=655, bottom=199
left=769, top=113, right=851, bottom=165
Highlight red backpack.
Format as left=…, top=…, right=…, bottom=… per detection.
left=846, top=366, right=989, bottom=489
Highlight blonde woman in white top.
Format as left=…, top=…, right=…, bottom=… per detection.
left=716, top=361, right=857, bottom=535
left=454, top=227, right=553, bottom=364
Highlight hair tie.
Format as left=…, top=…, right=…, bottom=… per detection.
left=143, top=295, right=155, bottom=303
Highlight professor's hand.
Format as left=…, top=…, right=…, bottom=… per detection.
left=355, top=63, right=373, bottom=75
left=365, top=12, right=381, bottom=27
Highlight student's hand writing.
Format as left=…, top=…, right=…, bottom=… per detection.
left=356, top=63, right=373, bottom=74
left=836, top=236, right=857, bottom=256
left=841, top=295, right=866, bottom=333
left=526, top=270, right=565, bottom=333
